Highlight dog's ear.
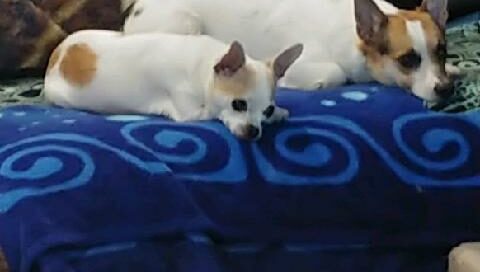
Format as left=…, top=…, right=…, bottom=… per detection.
left=272, top=44, right=303, bottom=79
left=420, top=0, right=448, bottom=29
left=214, top=41, right=246, bottom=77
left=354, top=0, right=388, bottom=52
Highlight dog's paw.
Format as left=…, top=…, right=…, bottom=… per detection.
left=279, top=62, right=347, bottom=91
left=306, top=79, right=344, bottom=90
left=275, top=106, right=290, bottom=121
left=446, top=63, right=462, bottom=77
left=264, top=106, right=289, bottom=124
left=280, top=78, right=344, bottom=91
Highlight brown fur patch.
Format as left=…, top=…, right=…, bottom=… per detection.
left=213, top=65, right=256, bottom=97
left=60, top=43, right=97, bottom=87
left=357, top=15, right=413, bottom=85
left=46, top=45, right=61, bottom=74
left=359, top=9, right=442, bottom=57
left=358, top=9, right=442, bottom=76
left=385, top=16, right=412, bottom=59
left=357, top=15, right=411, bottom=76
left=357, top=9, right=444, bottom=89
left=398, top=10, right=442, bottom=46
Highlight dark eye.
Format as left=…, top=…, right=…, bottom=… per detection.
left=397, top=50, right=421, bottom=69
left=232, top=99, right=247, bottom=112
left=436, top=43, right=447, bottom=60
left=263, top=105, right=275, bottom=118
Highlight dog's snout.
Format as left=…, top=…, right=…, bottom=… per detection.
left=434, top=80, right=454, bottom=99
left=244, top=124, right=260, bottom=140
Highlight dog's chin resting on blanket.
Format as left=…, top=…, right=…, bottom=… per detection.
left=43, top=30, right=303, bottom=140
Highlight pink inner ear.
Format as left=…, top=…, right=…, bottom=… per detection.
left=214, top=65, right=236, bottom=77
left=214, top=41, right=245, bottom=76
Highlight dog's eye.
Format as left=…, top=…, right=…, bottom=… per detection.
left=263, top=105, right=275, bottom=118
left=232, top=99, right=248, bottom=112
left=436, top=43, right=447, bottom=60
left=397, top=50, right=421, bottom=69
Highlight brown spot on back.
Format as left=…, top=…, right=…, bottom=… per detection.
left=46, top=45, right=61, bottom=74
left=213, top=65, right=256, bottom=97
left=60, top=43, right=97, bottom=87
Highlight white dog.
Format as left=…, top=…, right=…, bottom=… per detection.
left=43, top=30, right=303, bottom=140
left=123, top=0, right=460, bottom=102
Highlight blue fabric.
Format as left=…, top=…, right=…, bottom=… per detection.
left=1, top=84, right=480, bottom=272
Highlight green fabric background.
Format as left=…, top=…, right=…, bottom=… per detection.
left=428, top=19, right=480, bottom=112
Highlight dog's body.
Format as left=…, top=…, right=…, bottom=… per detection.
left=44, top=30, right=302, bottom=139
left=124, top=0, right=457, bottom=102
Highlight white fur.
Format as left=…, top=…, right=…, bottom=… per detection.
left=406, top=20, right=438, bottom=101
left=123, top=0, right=400, bottom=88
left=44, top=30, right=286, bottom=140
left=124, top=0, right=450, bottom=101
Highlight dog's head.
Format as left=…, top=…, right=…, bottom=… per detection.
left=210, top=41, right=303, bottom=140
left=355, top=0, right=458, bottom=102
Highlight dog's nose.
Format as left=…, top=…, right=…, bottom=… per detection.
left=244, top=125, right=260, bottom=140
left=434, top=81, right=454, bottom=99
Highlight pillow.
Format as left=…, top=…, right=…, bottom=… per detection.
left=0, top=0, right=124, bottom=77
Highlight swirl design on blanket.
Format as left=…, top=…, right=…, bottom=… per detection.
left=0, top=120, right=246, bottom=213
left=252, top=124, right=359, bottom=185
left=253, top=114, right=480, bottom=186
left=392, top=113, right=479, bottom=186
left=120, top=120, right=246, bottom=182
left=1, top=108, right=479, bottom=212
left=0, top=137, right=95, bottom=213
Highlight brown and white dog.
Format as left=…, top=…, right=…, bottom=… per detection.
left=43, top=30, right=303, bottom=140
left=123, top=0, right=460, bottom=102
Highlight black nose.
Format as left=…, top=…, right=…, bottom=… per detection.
left=434, top=81, right=454, bottom=99
left=244, top=125, right=260, bottom=140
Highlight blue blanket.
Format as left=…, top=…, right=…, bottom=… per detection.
left=1, top=84, right=480, bottom=272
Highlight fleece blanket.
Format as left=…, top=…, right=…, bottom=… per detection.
left=0, top=84, right=479, bottom=272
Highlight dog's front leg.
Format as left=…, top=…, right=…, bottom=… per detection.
left=279, top=61, right=347, bottom=91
